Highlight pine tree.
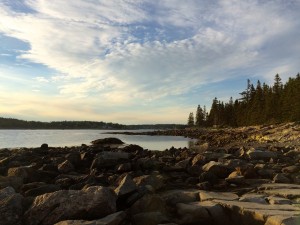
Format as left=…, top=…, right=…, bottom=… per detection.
left=195, top=105, right=204, bottom=127
left=187, top=112, right=195, bottom=127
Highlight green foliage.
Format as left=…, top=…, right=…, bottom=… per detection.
left=189, top=73, right=300, bottom=127
left=0, top=118, right=187, bottom=130
left=187, top=112, right=195, bottom=127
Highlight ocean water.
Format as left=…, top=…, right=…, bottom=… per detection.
left=0, top=129, right=195, bottom=151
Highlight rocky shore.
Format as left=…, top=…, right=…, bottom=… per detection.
left=0, top=122, right=300, bottom=225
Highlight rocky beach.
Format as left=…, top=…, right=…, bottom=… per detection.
left=0, top=122, right=300, bottom=225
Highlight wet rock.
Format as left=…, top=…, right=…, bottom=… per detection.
left=0, top=186, right=23, bottom=225
left=24, top=186, right=117, bottom=225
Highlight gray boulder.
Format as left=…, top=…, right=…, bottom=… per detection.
left=0, top=186, right=23, bottom=225
left=24, top=186, right=117, bottom=225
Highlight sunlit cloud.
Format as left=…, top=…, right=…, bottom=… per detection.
left=0, top=0, right=299, bottom=123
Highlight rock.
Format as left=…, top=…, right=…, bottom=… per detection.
left=176, top=201, right=229, bottom=225
left=24, top=184, right=61, bottom=197
left=0, top=186, right=23, bottom=225
left=136, top=158, right=161, bottom=171
left=161, top=189, right=200, bottom=205
left=191, top=154, right=206, bottom=166
left=130, top=194, right=167, bottom=216
left=202, top=161, right=231, bottom=178
left=0, top=176, right=23, bottom=191
left=214, top=199, right=300, bottom=225
left=40, top=144, right=48, bottom=151
left=58, top=160, right=75, bottom=174
left=282, top=166, right=299, bottom=174
left=133, top=174, right=165, bottom=191
left=91, top=152, right=130, bottom=170
left=239, top=193, right=267, bottom=204
left=116, top=163, right=131, bottom=173
left=273, top=173, right=291, bottom=183
left=246, top=148, right=277, bottom=160
left=65, top=152, right=81, bottom=167
left=7, top=166, right=34, bottom=183
left=91, top=138, right=124, bottom=145
left=267, top=196, right=292, bottom=205
left=54, top=211, right=126, bottom=225
left=114, top=175, right=137, bottom=196
left=122, top=144, right=143, bottom=153
left=258, top=183, right=300, bottom=199
left=265, top=215, right=300, bottom=225
left=199, top=190, right=239, bottom=201
left=225, top=171, right=245, bottom=184
left=24, top=186, right=117, bottom=225
left=199, top=171, right=218, bottom=184
left=132, top=211, right=170, bottom=225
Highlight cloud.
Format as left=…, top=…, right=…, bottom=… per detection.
left=0, top=0, right=300, bottom=122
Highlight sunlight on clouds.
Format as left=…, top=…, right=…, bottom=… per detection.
left=0, top=0, right=299, bottom=122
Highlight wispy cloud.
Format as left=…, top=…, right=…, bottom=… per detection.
left=0, top=0, right=299, bottom=122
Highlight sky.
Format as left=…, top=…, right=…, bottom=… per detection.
left=0, top=0, right=300, bottom=124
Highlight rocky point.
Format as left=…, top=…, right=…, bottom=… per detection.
left=0, top=123, right=299, bottom=225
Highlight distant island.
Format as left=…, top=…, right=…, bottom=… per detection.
left=0, top=117, right=186, bottom=130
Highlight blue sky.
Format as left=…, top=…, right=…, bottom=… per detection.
left=0, top=0, right=300, bottom=124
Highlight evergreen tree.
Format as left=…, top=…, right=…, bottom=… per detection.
left=195, top=105, right=204, bottom=127
left=191, top=73, right=300, bottom=127
left=187, top=112, right=195, bottom=127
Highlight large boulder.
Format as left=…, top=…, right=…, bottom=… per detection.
left=0, top=186, right=23, bottom=225
left=0, top=175, right=23, bottom=191
left=202, top=161, right=231, bottom=178
left=24, top=186, right=117, bottom=225
left=58, top=160, right=75, bottom=174
left=91, top=138, right=124, bottom=145
left=7, top=166, right=35, bottom=183
left=114, top=175, right=137, bottom=196
left=91, top=152, right=130, bottom=170
left=246, top=148, right=277, bottom=160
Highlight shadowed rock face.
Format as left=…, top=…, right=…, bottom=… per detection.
left=0, top=124, right=299, bottom=225
left=24, top=186, right=117, bottom=225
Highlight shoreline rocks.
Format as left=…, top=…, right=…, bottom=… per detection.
left=0, top=123, right=299, bottom=225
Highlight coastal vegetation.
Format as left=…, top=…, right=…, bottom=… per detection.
left=0, top=117, right=185, bottom=130
left=188, top=73, right=300, bottom=127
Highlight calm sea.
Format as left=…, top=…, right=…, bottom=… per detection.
left=0, top=129, right=194, bottom=151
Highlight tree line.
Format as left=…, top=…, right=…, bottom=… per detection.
left=188, top=73, right=300, bottom=127
left=0, top=117, right=186, bottom=130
